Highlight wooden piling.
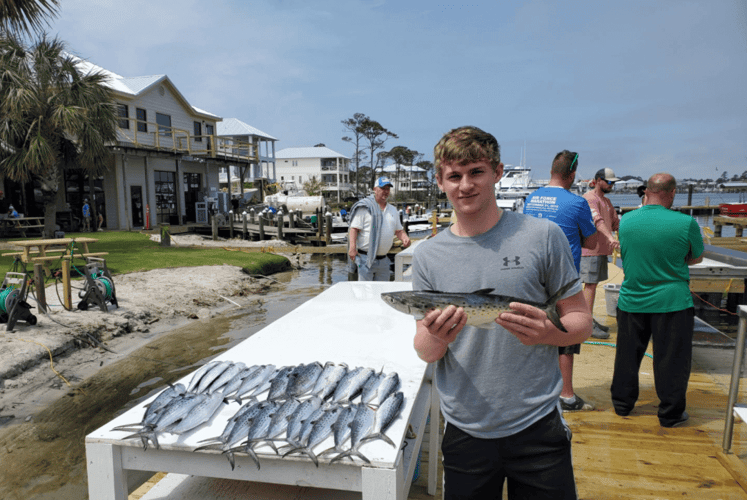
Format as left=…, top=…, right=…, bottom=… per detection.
left=33, top=263, right=46, bottom=313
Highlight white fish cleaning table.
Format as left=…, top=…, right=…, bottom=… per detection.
left=85, top=281, right=439, bottom=500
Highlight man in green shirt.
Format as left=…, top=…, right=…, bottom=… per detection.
left=611, top=172, right=704, bottom=428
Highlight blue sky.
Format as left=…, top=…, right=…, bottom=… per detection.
left=48, top=0, right=746, bottom=181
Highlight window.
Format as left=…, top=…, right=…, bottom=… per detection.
left=194, top=121, right=202, bottom=142
left=117, top=104, right=129, bottom=129
left=205, top=124, right=214, bottom=151
left=136, top=108, right=147, bottom=132
left=154, top=170, right=177, bottom=224
left=156, top=112, right=171, bottom=136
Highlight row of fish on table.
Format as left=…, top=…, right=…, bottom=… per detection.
left=113, top=360, right=406, bottom=470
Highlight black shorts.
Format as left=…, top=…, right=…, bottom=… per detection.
left=441, top=409, right=577, bottom=499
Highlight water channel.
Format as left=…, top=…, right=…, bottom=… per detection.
left=0, top=254, right=351, bottom=500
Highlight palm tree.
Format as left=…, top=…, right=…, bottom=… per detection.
left=0, top=34, right=118, bottom=236
left=0, top=0, right=59, bottom=36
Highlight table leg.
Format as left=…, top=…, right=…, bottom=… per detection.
left=428, top=378, right=439, bottom=496
left=85, top=442, right=129, bottom=500
left=362, top=463, right=403, bottom=500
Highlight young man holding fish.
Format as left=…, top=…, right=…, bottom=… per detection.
left=412, top=126, right=592, bottom=499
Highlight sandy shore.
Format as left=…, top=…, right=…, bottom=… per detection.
left=0, top=233, right=309, bottom=422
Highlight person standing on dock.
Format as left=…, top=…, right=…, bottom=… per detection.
left=412, top=126, right=591, bottom=499
left=347, top=176, right=411, bottom=281
left=524, top=150, right=599, bottom=413
left=82, top=198, right=92, bottom=232
left=581, top=168, right=622, bottom=339
left=611, top=172, right=704, bottom=428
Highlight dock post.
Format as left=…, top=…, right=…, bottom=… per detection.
left=723, top=305, right=747, bottom=452
left=738, top=225, right=744, bottom=238
left=258, top=214, right=265, bottom=240
left=242, top=212, right=247, bottom=240
left=229, top=211, right=234, bottom=239
left=62, top=259, right=72, bottom=310
left=288, top=210, right=295, bottom=229
left=325, top=212, right=332, bottom=245
left=316, top=208, right=322, bottom=241
left=250, top=208, right=255, bottom=224
left=278, top=212, right=284, bottom=241
left=33, top=263, right=46, bottom=313
left=211, top=215, right=217, bottom=240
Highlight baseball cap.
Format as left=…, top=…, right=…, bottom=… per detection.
left=376, top=176, right=393, bottom=188
left=594, top=168, right=621, bottom=182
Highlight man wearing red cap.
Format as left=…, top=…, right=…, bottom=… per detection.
left=581, top=168, right=621, bottom=339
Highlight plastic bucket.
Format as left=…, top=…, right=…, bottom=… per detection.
left=603, top=283, right=621, bottom=316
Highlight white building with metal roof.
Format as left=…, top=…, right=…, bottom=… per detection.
left=52, top=56, right=268, bottom=230
left=275, top=146, right=352, bottom=202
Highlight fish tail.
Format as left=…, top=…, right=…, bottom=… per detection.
left=328, top=450, right=351, bottom=465
left=361, top=432, right=395, bottom=447
left=247, top=447, right=261, bottom=470
left=317, top=445, right=340, bottom=458
left=544, top=279, right=578, bottom=332
left=192, top=442, right=223, bottom=452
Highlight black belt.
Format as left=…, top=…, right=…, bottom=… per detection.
left=358, top=249, right=388, bottom=259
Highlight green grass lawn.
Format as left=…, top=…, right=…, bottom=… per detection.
left=0, top=231, right=290, bottom=277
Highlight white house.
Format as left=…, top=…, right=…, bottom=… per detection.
left=216, top=118, right=278, bottom=186
left=65, top=58, right=264, bottom=230
left=275, top=146, right=352, bottom=202
left=382, top=164, right=429, bottom=198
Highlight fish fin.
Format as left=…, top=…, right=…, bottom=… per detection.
left=544, top=305, right=567, bottom=332
left=473, top=321, right=498, bottom=330
left=193, top=442, right=223, bottom=452
left=543, top=279, right=578, bottom=333
left=246, top=447, right=261, bottom=470
left=471, top=288, right=496, bottom=295
left=328, top=450, right=351, bottom=465
left=361, top=432, right=395, bottom=447
left=316, top=445, right=339, bottom=458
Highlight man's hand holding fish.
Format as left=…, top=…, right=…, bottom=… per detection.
left=496, top=293, right=592, bottom=347
left=414, top=305, right=468, bottom=362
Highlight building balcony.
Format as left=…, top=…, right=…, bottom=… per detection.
left=115, top=118, right=260, bottom=163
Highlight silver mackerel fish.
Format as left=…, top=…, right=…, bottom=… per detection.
left=381, top=279, right=578, bottom=332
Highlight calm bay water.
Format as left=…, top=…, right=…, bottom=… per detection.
left=607, top=191, right=747, bottom=238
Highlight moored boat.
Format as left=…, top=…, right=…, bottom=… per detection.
left=719, top=203, right=747, bottom=217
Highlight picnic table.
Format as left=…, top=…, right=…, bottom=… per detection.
left=2, top=237, right=104, bottom=268
left=0, top=216, right=44, bottom=238
left=1, top=237, right=108, bottom=310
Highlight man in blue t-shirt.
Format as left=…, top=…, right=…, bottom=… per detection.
left=524, top=150, right=598, bottom=412
left=82, top=199, right=92, bottom=232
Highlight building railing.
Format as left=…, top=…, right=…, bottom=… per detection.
left=115, top=117, right=259, bottom=163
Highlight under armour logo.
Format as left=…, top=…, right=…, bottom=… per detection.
left=503, top=256, right=521, bottom=267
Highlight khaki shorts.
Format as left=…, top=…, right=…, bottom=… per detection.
left=558, top=344, right=581, bottom=355
left=580, top=255, right=609, bottom=284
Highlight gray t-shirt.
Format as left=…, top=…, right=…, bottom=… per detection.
left=412, top=210, right=581, bottom=439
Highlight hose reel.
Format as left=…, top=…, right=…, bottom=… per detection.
left=0, top=272, right=36, bottom=330
left=77, top=258, right=118, bottom=312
